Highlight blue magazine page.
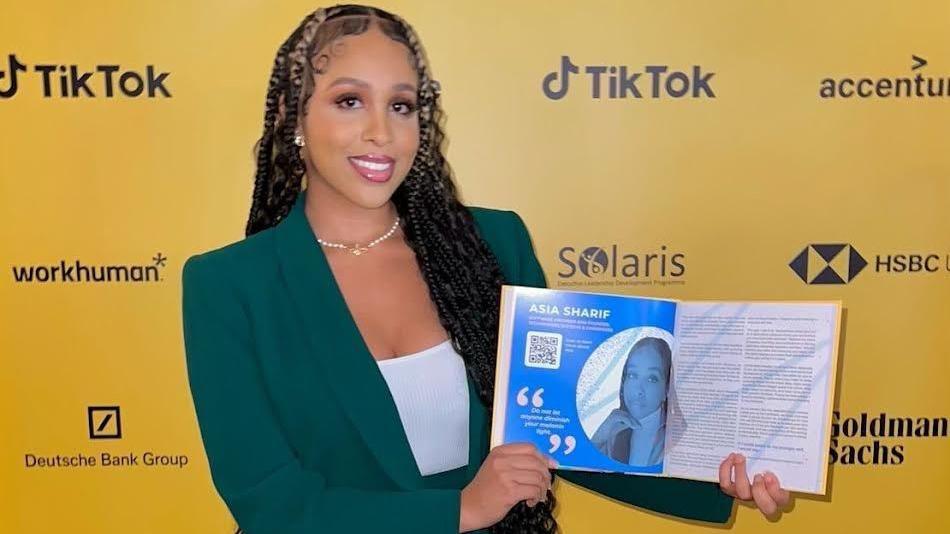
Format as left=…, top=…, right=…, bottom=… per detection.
left=491, top=286, right=678, bottom=475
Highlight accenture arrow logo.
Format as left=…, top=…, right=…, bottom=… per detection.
left=789, top=244, right=867, bottom=284
left=819, top=53, right=947, bottom=99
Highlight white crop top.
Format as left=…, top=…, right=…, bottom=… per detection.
left=376, top=340, right=470, bottom=476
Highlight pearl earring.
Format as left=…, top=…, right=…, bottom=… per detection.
left=294, top=134, right=305, bottom=147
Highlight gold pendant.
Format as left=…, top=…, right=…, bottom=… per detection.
left=349, top=246, right=369, bottom=256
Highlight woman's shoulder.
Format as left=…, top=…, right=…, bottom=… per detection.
left=182, top=227, right=278, bottom=285
left=465, top=205, right=543, bottom=286
left=466, top=206, right=525, bottom=233
left=465, top=205, right=533, bottom=250
left=466, top=204, right=532, bottom=253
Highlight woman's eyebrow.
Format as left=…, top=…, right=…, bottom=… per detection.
left=326, top=77, right=417, bottom=93
left=392, top=82, right=417, bottom=92
left=327, top=77, right=368, bottom=89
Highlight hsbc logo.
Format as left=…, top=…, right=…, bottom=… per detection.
left=790, top=244, right=950, bottom=284
left=789, top=244, right=867, bottom=284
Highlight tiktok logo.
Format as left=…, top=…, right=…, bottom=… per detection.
left=0, top=53, right=172, bottom=99
left=542, top=55, right=716, bottom=100
left=542, top=55, right=580, bottom=99
left=0, top=54, right=27, bottom=98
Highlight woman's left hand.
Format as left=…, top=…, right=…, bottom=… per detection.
left=718, top=453, right=791, bottom=518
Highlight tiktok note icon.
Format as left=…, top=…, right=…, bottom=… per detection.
left=542, top=55, right=579, bottom=100
left=0, top=54, right=28, bottom=98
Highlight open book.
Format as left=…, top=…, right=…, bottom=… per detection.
left=490, top=286, right=841, bottom=494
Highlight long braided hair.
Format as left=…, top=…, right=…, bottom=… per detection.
left=244, top=5, right=556, bottom=533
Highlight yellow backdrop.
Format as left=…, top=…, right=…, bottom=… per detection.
left=2, top=1, right=948, bottom=532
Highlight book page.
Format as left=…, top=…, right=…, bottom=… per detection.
left=664, top=301, right=840, bottom=494
left=491, top=286, right=679, bottom=476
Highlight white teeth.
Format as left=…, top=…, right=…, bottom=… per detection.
left=351, top=158, right=392, bottom=171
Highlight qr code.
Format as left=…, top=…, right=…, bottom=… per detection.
left=524, top=331, right=562, bottom=369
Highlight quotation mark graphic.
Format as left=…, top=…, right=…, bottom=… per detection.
left=515, top=387, right=575, bottom=455
left=516, top=387, right=545, bottom=408
left=549, top=434, right=577, bottom=455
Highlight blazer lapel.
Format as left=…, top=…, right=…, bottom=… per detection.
left=273, top=192, right=423, bottom=491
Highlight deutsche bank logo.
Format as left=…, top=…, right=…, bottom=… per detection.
left=789, top=244, right=868, bottom=284
left=87, top=406, right=122, bottom=440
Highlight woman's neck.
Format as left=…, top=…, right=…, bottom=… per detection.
left=303, top=178, right=400, bottom=245
left=632, top=407, right=665, bottom=432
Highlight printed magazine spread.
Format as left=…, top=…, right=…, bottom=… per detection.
left=490, top=286, right=842, bottom=494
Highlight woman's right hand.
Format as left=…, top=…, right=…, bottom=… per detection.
left=590, top=408, right=637, bottom=448
left=459, top=443, right=557, bottom=532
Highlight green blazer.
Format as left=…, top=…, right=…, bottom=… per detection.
left=181, top=192, right=733, bottom=534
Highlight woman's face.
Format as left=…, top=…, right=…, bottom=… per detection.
left=621, top=344, right=670, bottom=420
left=301, top=23, right=420, bottom=209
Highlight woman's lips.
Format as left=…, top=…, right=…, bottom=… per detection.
left=348, top=155, right=394, bottom=183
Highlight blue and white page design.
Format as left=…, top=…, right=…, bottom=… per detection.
left=496, top=287, right=678, bottom=475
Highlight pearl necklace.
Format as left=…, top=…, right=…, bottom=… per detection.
left=316, top=216, right=401, bottom=256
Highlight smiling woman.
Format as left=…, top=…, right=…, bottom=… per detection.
left=181, top=4, right=787, bottom=534
left=297, top=30, right=421, bottom=209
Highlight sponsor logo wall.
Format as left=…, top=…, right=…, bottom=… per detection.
left=2, top=1, right=947, bottom=533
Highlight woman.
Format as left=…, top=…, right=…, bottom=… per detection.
left=591, top=337, right=671, bottom=467
left=181, top=5, right=789, bottom=533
